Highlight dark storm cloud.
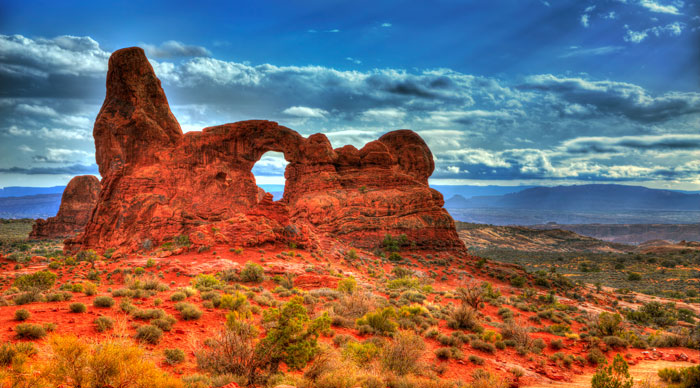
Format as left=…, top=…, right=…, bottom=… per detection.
left=563, top=134, right=700, bottom=154
left=519, top=74, right=700, bottom=123
left=0, top=163, right=98, bottom=175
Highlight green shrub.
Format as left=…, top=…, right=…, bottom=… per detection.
left=468, top=354, right=484, bottom=364
left=510, top=276, right=526, bottom=288
left=132, top=308, right=165, bottom=320
left=471, top=339, right=495, bottom=353
left=587, top=348, right=607, bottom=365
left=626, top=301, right=677, bottom=328
left=240, top=262, right=265, bottom=283
left=337, top=277, right=357, bottom=294
left=627, top=272, right=641, bottom=281
left=658, top=366, right=700, bottom=387
left=12, top=291, right=42, bottom=305
left=15, top=323, right=46, bottom=339
left=356, top=307, right=397, bottom=335
left=94, top=316, right=115, bottom=332
left=69, top=302, right=87, bottom=313
left=603, top=336, right=628, bottom=349
left=136, top=324, right=163, bottom=344
left=14, top=270, right=56, bottom=291
left=151, top=314, right=177, bottom=331
left=175, top=302, right=202, bottom=320
left=14, top=309, right=30, bottom=321
left=591, top=354, right=633, bottom=388
left=164, top=348, right=185, bottom=365
left=193, top=273, right=220, bottom=289
left=220, top=293, right=248, bottom=312
left=343, top=341, right=380, bottom=364
left=258, top=296, right=331, bottom=371
left=170, top=291, right=186, bottom=301
left=93, top=296, right=115, bottom=308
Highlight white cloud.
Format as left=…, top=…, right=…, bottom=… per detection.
left=0, top=34, right=108, bottom=78
left=34, top=148, right=92, bottom=163
left=345, top=57, right=362, bottom=64
left=361, top=108, right=406, bottom=122
left=282, top=106, right=328, bottom=118
left=580, top=14, right=590, bottom=28
left=18, top=145, right=33, bottom=152
left=638, top=0, right=682, bottom=15
left=381, top=23, right=392, bottom=28
left=624, top=22, right=685, bottom=43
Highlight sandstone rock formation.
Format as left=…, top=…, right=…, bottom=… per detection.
left=30, top=175, right=100, bottom=239
left=66, top=47, right=465, bottom=255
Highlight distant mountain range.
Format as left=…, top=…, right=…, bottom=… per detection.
left=0, top=193, right=61, bottom=219
left=444, top=184, right=700, bottom=211
left=0, top=185, right=66, bottom=198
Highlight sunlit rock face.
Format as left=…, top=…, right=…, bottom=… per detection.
left=66, top=47, right=465, bottom=255
left=30, top=175, right=100, bottom=240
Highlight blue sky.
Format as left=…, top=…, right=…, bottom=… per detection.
left=1, top=0, right=699, bottom=189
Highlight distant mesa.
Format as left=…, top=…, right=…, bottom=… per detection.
left=30, top=175, right=100, bottom=240
left=58, top=47, right=464, bottom=256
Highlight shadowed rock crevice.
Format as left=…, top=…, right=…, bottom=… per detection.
left=65, top=47, right=465, bottom=255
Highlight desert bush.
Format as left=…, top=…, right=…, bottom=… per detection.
left=170, top=291, right=186, bottom=301
left=337, top=277, right=357, bottom=294
left=0, top=341, right=36, bottom=366
left=196, top=319, right=262, bottom=385
left=356, top=307, right=398, bottom=335
left=83, top=281, right=97, bottom=296
left=12, top=291, right=42, bottom=305
left=93, top=295, right=114, bottom=308
left=626, top=301, right=677, bottom=328
left=343, top=341, right=380, bottom=364
left=591, top=354, right=633, bottom=388
left=550, top=338, right=564, bottom=350
left=220, top=292, right=248, bottom=313
left=15, top=323, right=46, bottom=339
left=69, top=302, right=87, bottom=313
left=471, top=339, right=495, bottom=353
left=132, top=308, right=165, bottom=320
left=587, top=348, right=607, bottom=365
left=46, top=291, right=72, bottom=302
left=164, top=348, right=185, bottom=365
left=14, top=309, right=30, bottom=321
left=603, top=335, right=628, bottom=349
left=447, top=304, right=482, bottom=332
left=501, top=320, right=533, bottom=354
left=175, top=302, right=203, bottom=320
left=333, top=291, right=374, bottom=322
left=469, top=369, right=507, bottom=388
left=135, top=324, right=163, bottom=344
left=240, top=262, right=265, bottom=283
left=13, top=270, right=56, bottom=291
left=591, top=312, right=623, bottom=337
left=658, top=365, right=700, bottom=387
left=381, top=331, right=425, bottom=376
left=193, top=273, right=220, bottom=289
left=43, top=335, right=182, bottom=388
left=152, top=314, right=177, bottom=331
left=94, top=316, right=114, bottom=332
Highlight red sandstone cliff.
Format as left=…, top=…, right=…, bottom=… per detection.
left=30, top=175, right=100, bottom=239
left=65, top=47, right=465, bottom=255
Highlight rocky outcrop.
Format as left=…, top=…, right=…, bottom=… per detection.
left=30, top=175, right=100, bottom=239
left=66, top=47, right=465, bottom=255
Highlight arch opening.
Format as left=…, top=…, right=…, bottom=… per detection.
left=252, top=151, right=288, bottom=201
